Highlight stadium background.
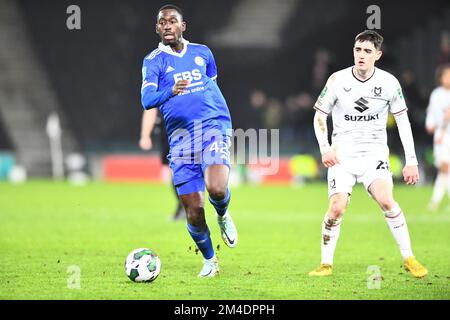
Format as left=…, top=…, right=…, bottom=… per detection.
left=0, top=0, right=449, bottom=183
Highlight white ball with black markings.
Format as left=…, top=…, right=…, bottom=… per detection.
left=125, top=248, right=161, bottom=282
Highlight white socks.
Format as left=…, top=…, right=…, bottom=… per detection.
left=384, top=202, right=413, bottom=260
left=321, top=213, right=342, bottom=265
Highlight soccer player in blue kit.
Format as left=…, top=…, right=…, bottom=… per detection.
left=140, top=4, right=237, bottom=277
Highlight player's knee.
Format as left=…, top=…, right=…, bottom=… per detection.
left=185, top=205, right=206, bottom=226
left=207, top=184, right=227, bottom=200
left=377, top=196, right=396, bottom=211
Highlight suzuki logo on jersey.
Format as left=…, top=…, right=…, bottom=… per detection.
left=344, top=114, right=379, bottom=121
left=173, top=69, right=202, bottom=83
left=354, top=97, right=369, bottom=113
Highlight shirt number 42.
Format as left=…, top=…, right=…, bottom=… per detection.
left=209, top=140, right=231, bottom=161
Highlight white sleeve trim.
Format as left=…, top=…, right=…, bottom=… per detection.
left=141, top=82, right=158, bottom=90
left=394, top=112, right=418, bottom=166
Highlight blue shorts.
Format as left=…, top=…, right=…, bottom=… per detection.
left=169, top=135, right=231, bottom=195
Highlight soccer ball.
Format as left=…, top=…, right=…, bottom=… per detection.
left=125, top=248, right=161, bottom=282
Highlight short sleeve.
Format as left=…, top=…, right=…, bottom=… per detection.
left=314, top=74, right=337, bottom=114
left=205, top=47, right=218, bottom=80
left=389, top=77, right=408, bottom=115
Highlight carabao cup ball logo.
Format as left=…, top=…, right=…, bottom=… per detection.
left=195, top=56, right=204, bottom=66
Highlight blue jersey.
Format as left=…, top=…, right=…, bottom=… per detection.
left=141, top=39, right=232, bottom=152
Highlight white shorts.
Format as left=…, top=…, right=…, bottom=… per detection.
left=327, top=155, right=393, bottom=198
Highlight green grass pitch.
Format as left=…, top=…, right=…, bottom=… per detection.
left=0, top=181, right=449, bottom=300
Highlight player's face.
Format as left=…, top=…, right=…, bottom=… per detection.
left=353, top=40, right=382, bottom=73
left=156, top=9, right=186, bottom=46
left=441, top=68, right=450, bottom=89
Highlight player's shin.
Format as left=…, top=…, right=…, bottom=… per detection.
left=321, top=213, right=342, bottom=265
left=209, top=188, right=231, bottom=217
left=384, top=203, right=413, bottom=260
left=186, top=223, right=215, bottom=259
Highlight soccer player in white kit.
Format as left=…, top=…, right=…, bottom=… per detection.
left=309, top=30, right=428, bottom=278
left=425, top=64, right=450, bottom=211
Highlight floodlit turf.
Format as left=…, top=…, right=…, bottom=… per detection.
left=0, top=180, right=449, bottom=300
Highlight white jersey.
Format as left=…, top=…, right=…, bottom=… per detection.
left=425, top=86, right=450, bottom=144
left=314, top=66, right=407, bottom=158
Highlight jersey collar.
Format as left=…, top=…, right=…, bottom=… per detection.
left=351, top=66, right=376, bottom=83
left=158, top=38, right=190, bottom=57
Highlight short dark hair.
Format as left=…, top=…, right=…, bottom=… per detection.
left=354, top=30, right=384, bottom=50
left=157, top=4, right=183, bottom=19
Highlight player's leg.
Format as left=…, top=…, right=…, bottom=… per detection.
left=171, top=157, right=218, bottom=277
left=205, top=164, right=230, bottom=216
left=309, top=192, right=349, bottom=276
left=428, top=152, right=448, bottom=211
left=428, top=165, right=448, bottom=211
left=178, top=186, right=219, bottom=277
left=310, top=164, right=354, bottom=276
left=204, top=164, right=238, bottom=248
left=368, top=179, right=428, bottom=278
left=202, top=135, right=237, bottom=248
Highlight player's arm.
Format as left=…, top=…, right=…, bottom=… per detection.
left=313, top=74, right=339, bottom=167
left=390, top=79, right=419, bottom=185
left=205, top=46, right=218, bottom=82
left=393, top=112, right=419, bottom=184
left=139, top=109, right=158, bottom=151
left=140, top=59, right=189, bottom=110
left=425, top=90, right=439, bottom=135
left=141, top=80, right=190, bottom=110
left=141, top=80, right=172, bottom=110
left=425, top=108, right=436, bottom=135
left=313, top=111, right=338, bottom=167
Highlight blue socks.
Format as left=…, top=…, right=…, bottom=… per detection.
left=187, top=223, right=214, bottom=260
left=186, top=189, right=231, bottom=260
left=209, top=188, right=231, bottom=217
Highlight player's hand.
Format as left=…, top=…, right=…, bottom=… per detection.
left=402, top=165, right=419, bottom=185
left=139, top=136, right=152, bottom=150
left=172, top=80, right=190, bottom=95
left=322, top=150, right=340, bottom=168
